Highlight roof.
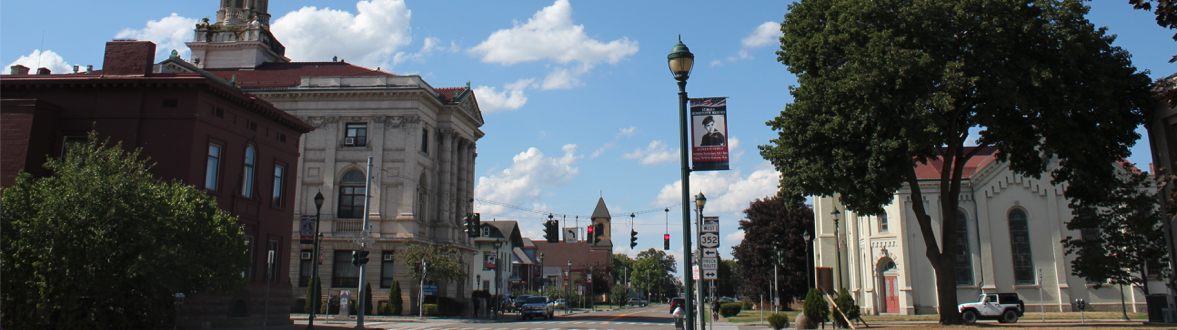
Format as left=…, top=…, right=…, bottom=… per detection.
left=591, top=197, right=611, bottom=220
left=205, top=62, right=395, bottom=88
left=913, top=147, right=1000, bottom=180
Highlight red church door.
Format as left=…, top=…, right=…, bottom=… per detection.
left=884, top=276, right=899, bottom=313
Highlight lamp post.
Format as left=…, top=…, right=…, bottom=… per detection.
left=831, top=208, right=841, bottom=292
left=307, top=192, right=325, bottom=330
left=803, top=231, right=812, bottom=290
left=694, top=192, right=707, bottom=329
left=668, top=35, right=696, bottom=330
left=567, top=260, right=572, bottom=313
left=539, top=253, right=545, bottom=292
left=494, top=240, right=503, bottom=320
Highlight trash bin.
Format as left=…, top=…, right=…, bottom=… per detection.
left=1146, top=294, right=1170, bottom=323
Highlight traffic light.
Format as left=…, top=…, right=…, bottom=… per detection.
left=463, top=214, right=474, bottom=236
left=630, top=230, right=638, bottom=249
left=664, top=233, right=670, bottom=250
left=543, top=220, right=559, bottom=243
left=586, top=226, right=594, bottom=243
left=359, top=250, right=370, bottom=266
left=351, top=250, right=361, bottom=266
left=466, top=213, right=481, bottom=237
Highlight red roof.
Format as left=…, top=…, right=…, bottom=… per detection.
left=435, top=87, right=467, bottom=103
left=913, top=146, right=999, bottom=180
left=206, top=62, right=395, bottom=87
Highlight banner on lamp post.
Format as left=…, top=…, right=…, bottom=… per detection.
left=690, top=97, right=729, bottom=171
left=300, top=215, right=316, bottom=245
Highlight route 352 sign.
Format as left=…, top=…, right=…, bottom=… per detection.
left=699, top=232, right=720, bottom=248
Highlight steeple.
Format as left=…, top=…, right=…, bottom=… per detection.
left=186, top=0, right=287, bottom=69
left=589, top=197, right=612, bottom=249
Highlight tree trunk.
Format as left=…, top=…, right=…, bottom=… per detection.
left=933, top=256, right=962, bottom=324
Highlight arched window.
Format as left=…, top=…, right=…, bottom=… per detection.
left=337, top=169, right=366, bottom=219
left=416, top=173, right=428, bottom=221
left=1008, top=208, right=1034, bottom=284
left=955, top=209, right=973, bottom=285
left=242, top=145, right=255, bottom=198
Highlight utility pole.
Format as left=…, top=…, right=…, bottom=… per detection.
left=355, top=157, right=373, bottom=329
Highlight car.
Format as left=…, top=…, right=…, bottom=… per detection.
left=552, top=298, right=567, bottom=309
left=958, top=293, right=1025, bottom=324
left=626, top=297, right=648, bottom=307
left=512, top=295, right=531, bottom=312
left=519, top=296, right=555, bottom=320
left=669, top=297, right=686, bottom=314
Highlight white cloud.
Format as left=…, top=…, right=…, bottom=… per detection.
left=114, top=13, right=199, bottom=62
left=617, top=126, right=639, bottom=138
left=654, top=162, right=782, bottom=215
left=742, top=22, right=781, bottom=48
left=270, top=0, right=412, bottom=69
left=468, top=0, right=637, bottom=89
left=590, top=142, right=614, bottom=158
left=622, top=140, right=677, bottom=165
left=4, top=49, right=72, bottom=74
left=725, top=230, right=745, bottom=246
left=392, top=36, right=442, bottom=65
left=590, top=127, right=640, bottom=158
left=474, top=145, right=582, bottom=216
left=473, top=79, right=533, bottom=113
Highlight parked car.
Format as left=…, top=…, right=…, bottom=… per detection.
left=626, top=297, right=649, bottom=307
left=519, top=296, right=555, bottom=320
left=669, top=297, right=686, bottom=314
left=958, top=293, right=1025, bottom=324
left=553, top=298, right=567, bottom=309
left=513, top=295, right=531, bottom=312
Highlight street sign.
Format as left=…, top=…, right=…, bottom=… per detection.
left=692, top=265, right=700, bottom=280
left=701, top=257, right=718, bottom=270
left=703, top=270, right=718, bottom=280
left=702, top=248, right=719, bottom=258
left=423, top=284, right=438, bottom=296
left=699, top=232, right=720, bottom=248
left=702, top=217, right=719, bottom=233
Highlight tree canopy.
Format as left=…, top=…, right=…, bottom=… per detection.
left=731, top=196, right=813, bottom=307
left=1, top=133, right=247, bottom=329
left=394, top=242, right=468, bottom=284
left=765, top=0, right=1153, bottom=324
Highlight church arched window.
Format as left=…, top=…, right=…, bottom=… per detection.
left=1008, top=208, right=1034, bottom=284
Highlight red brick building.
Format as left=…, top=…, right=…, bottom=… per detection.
left=1, top=40, right=313, bottom=328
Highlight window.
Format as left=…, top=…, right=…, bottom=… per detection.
left=1008, top=208, right=1034, bottom=284
left=421, top=128, right=429, bottom=153
left=206, top=143, right=222, bottom=191
left=482, top=280, right=490, bottom=291
left=332, top=250, right=359, bottom=287
left=955, top=210, right=973, bottom=285
left=242, top=146, right=255, bottom=197
left=248, top=121, right=258, bottom=131
left=481, top=226, right=490, bottom=237
left=878, top=213, right=888, bottom=232
left=267, top=239, right=280, bottom=283
left=381, top=251, right=395, bottom=288
left=345, top=123, right=367, bottom=147
left=337, top=169, right=366, bottom=219
left=299, top=249, right=313, bottom=287
left=272, top=165, right=285, bottom=207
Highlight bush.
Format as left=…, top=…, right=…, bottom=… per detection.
left=740, top=298, right=754, bottom=310
left=802, top=288, right=829, bottom=325
left=389, top=280, right=403, bottom=315
left=423, top=304, right=439, bottom=316
left=832, top=287, right=860, bottom=328
left=767, top=312, right=790, bottom=330
left=304, top=276, right=321, bottom=314
left=719, top=302, right=742, bottom=317
left=363, top=282, right=374, bottom=315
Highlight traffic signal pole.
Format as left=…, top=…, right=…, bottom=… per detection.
left=356, top=157, right=373, bottom=329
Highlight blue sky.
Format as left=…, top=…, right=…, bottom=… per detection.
left=3, top=0, right=1174, bottom=278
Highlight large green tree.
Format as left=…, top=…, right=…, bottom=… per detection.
left=632, top=248, right=678, bottom=301
left=395, top=242, right=468, bottom=284
left=765, top=0, right=1153, bottom=324
left=731, top=196, right=812, bottom=308
left=1063, top=170, right=1169, bottom=293
left=1, top=133, right=247, bottom=329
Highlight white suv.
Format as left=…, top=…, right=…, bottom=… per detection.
left=958, top=293, right=1025, bottom=324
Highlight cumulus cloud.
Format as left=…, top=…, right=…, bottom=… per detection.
left=725, top=230, right=745, bottom=246
left=473, top=78, right=534, bottom=113
left=654, top=162, right=782, bottom=216
left=617, top=126, right=639, bottom=138
left=115, top=13, right=200, bottom=62
left=469, top=0, right=637, bottom=89
left=590, top=127, right=641, bottom=158
left=712, top=21, right=781, bottom=67
left=4, top=49, right=73, bottom=74
left=474, top=145, right=582, bottom=216
left=622, top=140, right=677, bottom=165
left=270, top=0, right=412, bottom=69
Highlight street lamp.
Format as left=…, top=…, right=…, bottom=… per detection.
left=539, top=253, right=545, bottom=291
left=831, top=208, right=841, bottom=291
left=803, top=231, right=812, bottom=290
left=567, top=260, right=572, bottom=313
left=307, top=191, right=325, bottom=330
left=694, top=192, right=707, bottom=329
left=669, top=35, right=696, bottom=330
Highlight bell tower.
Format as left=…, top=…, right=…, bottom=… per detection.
left=589, top=197, right=613, bottom=250
left=187, top=0, right=287, bottom=69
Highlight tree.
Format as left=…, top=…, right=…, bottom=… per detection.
left=1130, top=0, right=1177, bottom=47
left=731, top=196, right=813, bottom=307
left=610, top=281, right=628, bottom=308
left=633, top=248, right=678, bottom=301
left=611, top=253, right=635, bottom=289
left=716, top=259, right=740, bottom=297
left=306, top=276, right=322, bottom=314
left=802, top=288, right=829, bottom=326
left=1063, top=169, right=1169, bottom=294
left=389, top=280, right=403, bottom=315
left=832, top=288, right=861, bottom=328
left=766, top=0, right=1153, bottom=324
left=394, top=242, right=468, bottom=284
left=1, top=132, right=248, bottom=329
left=363, top=282, right=374, bottom=315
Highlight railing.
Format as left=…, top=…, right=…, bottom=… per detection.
left=334, top=219, right=363, bottom=232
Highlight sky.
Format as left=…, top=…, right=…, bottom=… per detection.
left=3, top=0, right=1175, bottom=280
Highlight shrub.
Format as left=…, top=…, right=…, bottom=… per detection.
left=719, top=302, right=742, bottom=317
left=802, top=288, right=829, bottom=325
left=832, top=287, right=860, bottom=328
left=767, top=312, right=790, bottom=330
left=740, top=298, right=754, bottom=310
left=304, top=276, right=321, bottom=314
left=423, top=304, right=439, bottom=316
left=389, top=280, right=403, bottom=315
left=363, top=282, right=374, bottom=315
left=437, top=296, right=466, bottom=316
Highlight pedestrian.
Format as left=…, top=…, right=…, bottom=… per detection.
left=472, top=297, right=480, bottom=318
left=711, top=299, right=720, bottom=321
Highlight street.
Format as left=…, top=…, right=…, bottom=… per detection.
left=287, top=305, right=746, bottom=330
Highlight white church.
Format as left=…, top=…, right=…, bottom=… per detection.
left=812, top=146, right=1167, bottom=314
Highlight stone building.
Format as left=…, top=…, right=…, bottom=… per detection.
left=813, top=147, right=1166, bottom=315
left=181, top=0, right=484, bottom=314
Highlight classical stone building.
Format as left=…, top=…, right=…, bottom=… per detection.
left=813, top=147, right=1166, bottom=315
left=181, top=0, right=484, bottom=314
